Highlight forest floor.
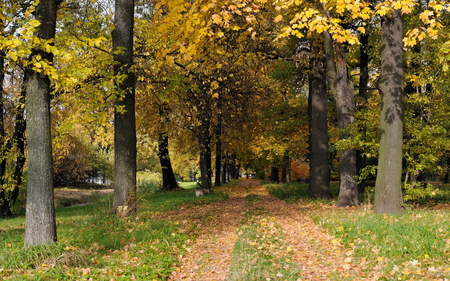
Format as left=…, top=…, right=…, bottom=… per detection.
left=3, top=179, right=450, bottom=280
left=153, top=179, right=363, bottom=280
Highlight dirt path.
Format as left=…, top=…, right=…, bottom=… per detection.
left=166, top=179, right=362, bottom=280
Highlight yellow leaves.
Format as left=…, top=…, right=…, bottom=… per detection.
left=211, top=14, right=222, bottom=24
left=376, top=0, right=416, bottom=16
left=28, top=19, right=41, bottom=28
left=166, top=56, right=175, bottom=65
left=419, top=10, right=434, bottom=22
left=210, top=80, right=219, bottom=90
left=274, top=15, right=283, bottom=23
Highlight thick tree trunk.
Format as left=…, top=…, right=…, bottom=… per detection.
left=325, top=32, right=359, bottom=207
left=271, top=166, right=279, bottom=183
left=308, top=38, right=332, bottom=199
left=374, top=10, right=404, bottom=214
left=357, top=33, right=369, bottom=194
left=24, top=0, right=58, bottom=246
left=112, top=0, right=136, bottom=216
left=158, top=133, right=179, bottom=191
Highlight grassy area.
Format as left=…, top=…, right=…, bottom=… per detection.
left=315, top=209, right=450, bottom=279
left=228, top=195, right=301, bottom=281
left=178, top=181, right=199, bottom=189
left=0, top=183, right=230, bottom=280
left=265, top=182, right=450, bottom=280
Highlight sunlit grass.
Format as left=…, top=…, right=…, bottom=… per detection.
left=0, top=183, right=229, bottom=280
left=314, top=208, right=450, bottom=279
left=264, top=182, right=450, bottom=280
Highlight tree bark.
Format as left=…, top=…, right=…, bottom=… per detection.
left=271, top=166, right=279, bottom=183
left=158, top=133, right=179, bottom=191
left=374, top=10, right=404, bottom=214
left=197, top=101, right=212, bottom=191
left=0, top=76, right=26, bottom=218
left=282, top=154, right=290, bottom=184
left=112, top=0, right=137, bottom=216
left=324, top=31, right=359, bottom=207
left=356, top=33, right=369, bottom=194
left=221, top=154, right=228, bottom=184
left=214, top=103, right=222, bottom=187
left=0, top=49, right=8, bottom=217
left=308, top=38, right=332, bottom=199
left=24, top=0, right=58, bottom=246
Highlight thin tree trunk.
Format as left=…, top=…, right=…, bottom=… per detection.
left=112, top=0, right=137, bottom=216
left=221, top=154, right=227, bottom=184
left=282, top=154, right=290, bottom=184
left=308, top=38, right=332, bottom=199
left=215, top=104, right=222, bottom=187
left=374, top=10, right=404, bottom=214
left=357, top=33, right=369, bottom=194
left=24, top=0, right=58, bottom=246
left=197, top=101, right=212, bottom=191
left=0, top=49, right=7, bottom=217
left=158, top=133, right=179, bottom=191
left=324, top=31, right=359, bottom=207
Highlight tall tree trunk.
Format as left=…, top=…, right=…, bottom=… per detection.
left=197, top=102, right=212, bottom=191
left=282, top=154, right=290, bottom=184
left=112, top=0, right=136, bottom=216
left=324, top=31, right=359, bottom=207
left=214, top=101, right=222, bottom=187
left=24, top=0, right=58, bottom=246
left=0, top=48, right=8, bottom=217
left=357, top=33, right=369, bottom=194
left=308, top=38, right=332, bottom=199
left=374, top=10, right=404, bottom=214
left=158, top=132, right=179, bottom=191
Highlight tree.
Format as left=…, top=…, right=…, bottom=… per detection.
left=324, top=31, right=359, bottom=207
left=374, top=9, right=404, bottom=214
left=308, top=37, right=332, bottom=199
left=24, top=0, right=59, bottom=246
left=112, top=0, right=137, bottom=216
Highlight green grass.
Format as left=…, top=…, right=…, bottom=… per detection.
left=265, top=181, right=450, bottom=279
left=314, top=209, right=450, bottom=279
left=0, top=185, right=229, bottom=280
left=178, top=181, right=199, bottom=189
left=228, top=207, right=301, bottom=281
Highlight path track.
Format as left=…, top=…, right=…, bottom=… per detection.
left=166, top=179, right=361, bottom=280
